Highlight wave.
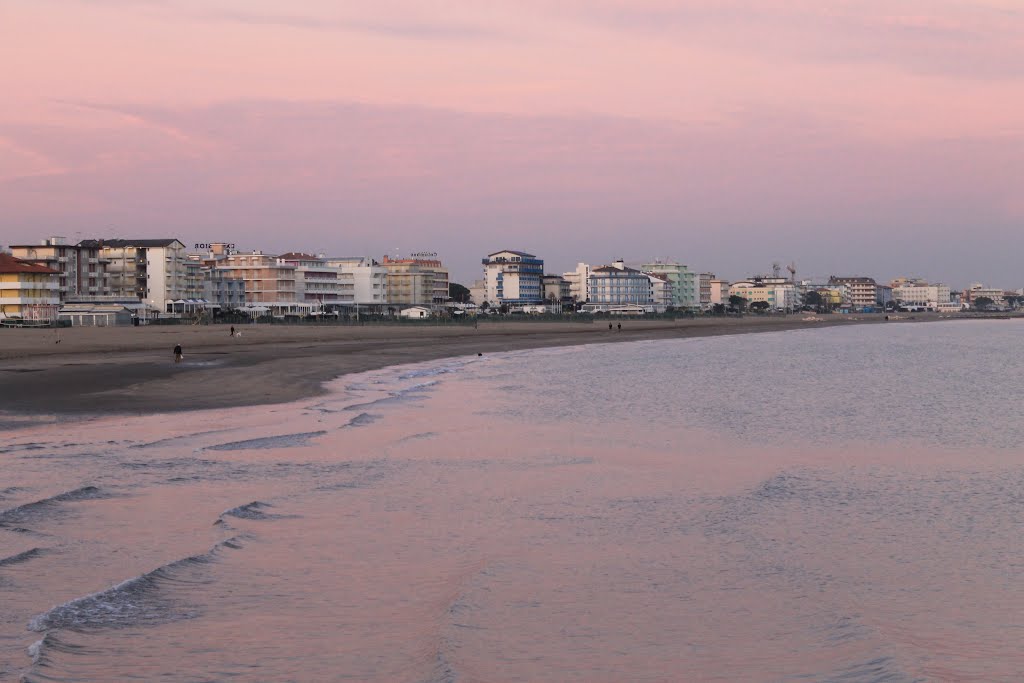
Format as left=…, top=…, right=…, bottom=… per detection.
left=0, top=486, right=108, bottom=528
left=27, top=536, right=243, bottom=633
left=219, top=501, right=282, bottom=521
left=206, top=431, right=326, bottom=451
left=0, top=547, right=47, bottom=568
left=343, top=412, right=379, bottom=429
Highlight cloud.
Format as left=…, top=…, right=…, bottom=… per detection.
left=1, top=98, right=1022, bottom=285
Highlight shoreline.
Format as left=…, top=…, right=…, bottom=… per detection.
left=0, top=314, right=987, bottom=417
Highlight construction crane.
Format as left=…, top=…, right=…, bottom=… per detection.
left=772, top=262, right=781, bottom=279
left=787, top=262, right=797, bottom=283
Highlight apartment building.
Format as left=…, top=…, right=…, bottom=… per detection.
left=218, top=251, right=299, bottom=315
left=641, top=260, right=698, bottom=309
left=0, top=253, right=60, bottom=321
left=278, top=253, right=343, bottom=310
left=323, top=257, right=388, bottom=308
left=483, top=250, right=544, bottom=305
left=893, top=283, right=951, bottom=308
left=562, top=263, right=591, bottom=303
left=380, top=255, right=449, bottom=307
left=541, top=275, right=572, bottom=304
left=78, top=239, right=199, bottom=312
left=9, top=237, right=110, bottom=301
left=587, top=260, right=653, bottom=309
left=828, top=276, right=878, bottom=310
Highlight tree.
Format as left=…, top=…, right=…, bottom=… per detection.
left=728, top=295, right=747, bottom=312
left=449, top=282, right=471, bottom=304
left=498, top=303, right=509, bottom=315
left=711, top=303, right=726, bottom=315
left=480, top=301, right=490, bottom=312
left=973, top=296, right=994, bottom=310
left=803, top=290, right=823, bottom=308
left=750, top=300, right=771, bottom=313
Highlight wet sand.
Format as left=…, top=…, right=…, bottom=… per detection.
left=0, top=314, right=926, bottom=415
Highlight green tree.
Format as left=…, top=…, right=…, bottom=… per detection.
left=449, top=282, right=471, bottom=303
left=750, top=300, right=771, bottom=313
left=803, top=290, right=823, bottom=308
left=973, top=296, right=994, bottom=310
left=728, top=295, right=747, bottom=312
left=711, top=303, right=726, bottom=315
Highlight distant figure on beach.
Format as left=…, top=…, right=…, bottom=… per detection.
left=617, top=323, right=622, bottom=331
left=608, top=323, right=613, bottom=330
left=230, top=325, right=235, bottom=337
left=173, top=344, right=183, bottom=364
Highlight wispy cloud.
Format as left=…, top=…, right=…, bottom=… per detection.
left=201, top=8, right=512, bottom=41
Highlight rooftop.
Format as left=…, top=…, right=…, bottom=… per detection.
left=78, top=239, right=184, bottom=249
left=0, top=253, right=60, bottom=275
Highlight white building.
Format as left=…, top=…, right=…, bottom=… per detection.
left=893, top=283, right=951, bottom=309
left=324, top=257, right=389, bottom=309
left=965, top=284, right=1006, bottom=308
left=586, top=260, right=654, bottom=311
left=562, top=263, right=591, bottom=303
left=78, top=239, right=199, bottom=314
left=647, top=273, right=673, bottom=311
left=483, top=250, right=544, bottom=305
left=278, top=253, right=343, bottom=311
left=399, top=306, right=432, bottom=319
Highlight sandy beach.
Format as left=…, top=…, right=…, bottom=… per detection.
left=0, top=314, right=932, bottom=415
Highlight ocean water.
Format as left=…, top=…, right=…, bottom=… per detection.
left=2, top=320, right=1024, bottom=682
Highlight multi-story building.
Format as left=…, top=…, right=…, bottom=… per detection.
left=709, top=278, right=730, bottom=307
left=648, top=273, right=673, bottom=311
left=278, top=253, right=343, bottom=311
left=323, top=257, right=388, bottom=309
left=217, top=251, right=299, bottom=315
left=730, top=279, right=799, bottom=311
left=0, top=253, right=60, bottom=322
left=483, top=250, right=544, bottom=306
left=698, top=273, right=715, bottom=309
left=964, top=284, right=1006, bottom=308
left=587, top=260, right=654, bottom=310
left=828, top=276, right=878, bottom=311
left=641, top=260, right=698, bottom=309
left=893, top=283, right=951, bottom=309
left=201, top=266, right=246, bottom=310
left=79, top=239, right=198, bottom=313
left=379, top=255, right=448, bottom=307
left=562, top=263, right=591, bottom=303
left=541, top=275, right=572, bottom=305
left=9, top=237, right=110, bottom=301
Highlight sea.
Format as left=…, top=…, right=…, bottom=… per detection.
left=2, top=320, right=1024, bottom=682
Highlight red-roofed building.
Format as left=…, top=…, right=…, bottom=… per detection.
left=0, top=253, right=61, bottom=322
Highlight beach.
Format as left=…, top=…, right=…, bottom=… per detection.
left=0, top=315, right=916, bottom=416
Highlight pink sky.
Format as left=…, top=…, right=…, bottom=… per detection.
left=2, top=0, right=1023, bottom=285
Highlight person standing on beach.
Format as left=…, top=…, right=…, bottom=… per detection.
left=230, top=325, right=235, bottom=337
left=617, top=322, right=622, bottom=331
left=173, top=344, right=183, bottom=363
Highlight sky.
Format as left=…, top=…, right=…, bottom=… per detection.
left=2, top=0, right=1023, bottom=287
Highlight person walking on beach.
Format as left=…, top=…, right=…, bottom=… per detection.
left=230, top=325, right=235, bottom=337
left=617, top=322, right=622, bottom=332
left=173, top=344, right=183, bottom=364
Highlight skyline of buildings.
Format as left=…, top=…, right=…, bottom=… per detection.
left=3, top=234, right=1023, bottom=323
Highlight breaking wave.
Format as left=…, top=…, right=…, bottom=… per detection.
left=219, top=501, right=282, bottom=521
left=27, top=537, right=243, bottom=632
left=0, top=486, right=108, bottom=527
left=207, top=431, right=326, bottom=451
left=0, top=547, right=47, bottom=568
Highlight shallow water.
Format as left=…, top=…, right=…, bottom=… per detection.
left=2, top=321, right=1024, bottom=681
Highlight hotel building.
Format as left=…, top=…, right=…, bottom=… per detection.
left=483, top=250, right=544, bottom=305
left=0, top=253, right=61, bottom=322
left=78, top=239, right=200, bottom=313
left=9, top=237, right=110, bottom=301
